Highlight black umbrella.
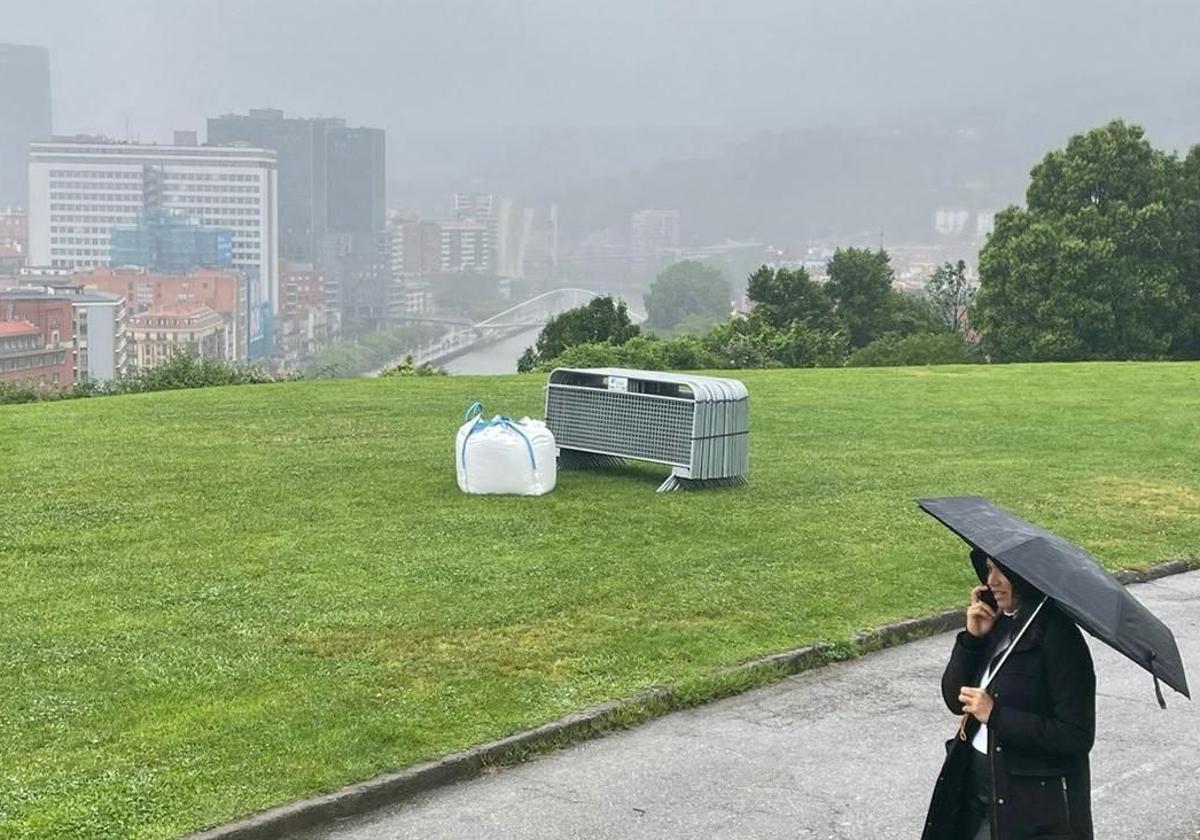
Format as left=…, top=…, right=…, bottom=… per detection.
left=917, top=495, right=1190, bottom=707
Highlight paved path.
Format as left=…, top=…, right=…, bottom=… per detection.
left=305, top=572, right=1200, bottom=839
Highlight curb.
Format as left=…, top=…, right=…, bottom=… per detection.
left=187, top=557, right=1198, bottom=840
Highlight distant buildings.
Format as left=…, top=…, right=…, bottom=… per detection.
left=76, top=265, right=246, bottom=357
left=0, top=282, right=128, bottom=381
left=390, top=220, right=443, bottom=277
left=0, top=285, right=75, bottom=350
left=276, top=263, right=338, bottom=362
left=317, top=231, right=392, bottom=333
left=390, top=281, right=432, bottom=320
left=128, top=306, right=230, bottom=370
left=0, top=320, right=70, bottom=385
left=27, top=137, right=278, bottom=333
left=448, top=191, right=495, bottom=273
left=934, top=208, right=970, bottom=236
left=454, top=192, right=494, bottom=222
left=0, top=44, right=52, bottom=208
left=0, top=207, right=28, bottom=253
left=388, top=192, right=551, bottom=287
left=206, top=109, right=385, bottom=338
left=933, top=208, right=994, bottom=239
left=975, top=210, right=996, bottom=237
left=0, top=291, right=72, bottom=385
left=207, top=109, right=386, bottom=261
left=0, top=243, right=24, bottom=275
left=0, top=207, right=28, bottom=274
left=110, top=209, right=233, bottom=274
left=630, top=209, right=681, bottom=283
left=326, top=125, right=387, bottom=236
left=440, top=220, right=492, bottom=273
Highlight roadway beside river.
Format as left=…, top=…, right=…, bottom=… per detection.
left=440, top=327, right=541, bottom=375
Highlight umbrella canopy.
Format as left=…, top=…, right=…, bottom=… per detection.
left=918, top=495, right=1190, bottom=705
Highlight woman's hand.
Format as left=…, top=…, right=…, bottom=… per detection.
left=966, top=585, right=997, bottom=638
left=959, top=687, right=994, bottom=723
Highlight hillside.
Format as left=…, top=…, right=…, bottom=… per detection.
left=1, top=363, right=1197, bottom=838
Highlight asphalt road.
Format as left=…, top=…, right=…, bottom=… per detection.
left=304, top=571, right=1200, bottom=839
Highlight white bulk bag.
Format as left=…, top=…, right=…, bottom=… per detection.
left=456, top=414, right=557, bottom=495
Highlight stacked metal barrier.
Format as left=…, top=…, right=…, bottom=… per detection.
left=544, top=367, right=749, bottom=492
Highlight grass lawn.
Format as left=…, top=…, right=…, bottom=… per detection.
left=1, top=362, right=1197, bottom=838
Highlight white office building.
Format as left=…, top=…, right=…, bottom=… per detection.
left=27, top=138, right=280, bottom=314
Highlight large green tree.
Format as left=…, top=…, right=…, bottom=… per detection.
left=517, top=296, right=640, bottom=372
left=825, top=248, right=894, bottom=348
left=745, top=265, right=835, bottom=331
left=643, top=260, right=731, bottom=332
left=975, top=121, right=1195, bottom=361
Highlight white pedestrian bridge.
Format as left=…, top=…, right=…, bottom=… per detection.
left=381, top=288, right=645, bottom=371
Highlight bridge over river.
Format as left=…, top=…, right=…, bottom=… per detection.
left=373, top=288, right=646, bottom=376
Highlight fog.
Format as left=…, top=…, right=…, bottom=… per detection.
left=7, top=0, right=1200, bottom=240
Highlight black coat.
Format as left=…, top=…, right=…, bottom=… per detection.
left=922, top=603, right=1096, bottom=839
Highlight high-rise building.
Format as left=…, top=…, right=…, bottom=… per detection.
left=493, top=197, right=535, bottom=279
left=110, top=209, right=233, bottom=273
left=207, top=109, right=385, bottom=261
left=454, top=192, right=494, bottom=222
left=327, top=125, right=386, bottom=235
left=317, top=231, right=392, bottom=333
left=440, top=221, right=492, bottom=273
left=390, top=219, right=443, bottom=276
left=0, top=44, right=52, bottom=209
left=26, top=138, right=278, bottom=357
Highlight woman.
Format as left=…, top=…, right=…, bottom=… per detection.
left=922, top=549, right=1096, bottom=839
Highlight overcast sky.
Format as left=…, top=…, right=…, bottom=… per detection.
left=6, top=0, right=1200, bottom=147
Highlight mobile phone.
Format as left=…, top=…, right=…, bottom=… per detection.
left=978, top=587, right=998, bottom=610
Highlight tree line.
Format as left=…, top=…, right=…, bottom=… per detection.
left=518, top=252, right=976, bottom=373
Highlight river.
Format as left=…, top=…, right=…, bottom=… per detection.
left=440, top=327, right=541, bottom=375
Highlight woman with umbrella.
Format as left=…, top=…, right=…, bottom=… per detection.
left=918, top=496, right=1190, bottom=840
left=923, top=548, right=1096, bottom=839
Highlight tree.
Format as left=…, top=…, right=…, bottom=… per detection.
left=925, top=260, right=974, bottom=333
left=643, top=260, right=731, bottom=332
left=745, top=265, right=834, bottom=331
left=880, top=289, right=943, bottom=337
left=517, top=296, right=640, bottom=372
left=975, top=121, right=1192, bottom=361
left=825, top=248, right=894, bottom=348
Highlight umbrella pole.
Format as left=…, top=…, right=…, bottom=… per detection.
left=957, top=597, right=1049, bottom=741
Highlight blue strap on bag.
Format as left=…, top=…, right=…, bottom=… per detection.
left=459, top=402, right=538, bottom=474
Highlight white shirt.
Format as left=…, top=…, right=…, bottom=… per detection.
left=971, top=617, right=1016, bottom=754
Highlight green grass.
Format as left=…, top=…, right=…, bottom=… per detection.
left=1, top=362, right=1198, bottom=838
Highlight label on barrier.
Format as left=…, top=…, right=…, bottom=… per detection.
left=606, top=375, right=628, bottom=392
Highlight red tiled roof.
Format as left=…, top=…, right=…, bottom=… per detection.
left=0, top=320, right=39, bottom=336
